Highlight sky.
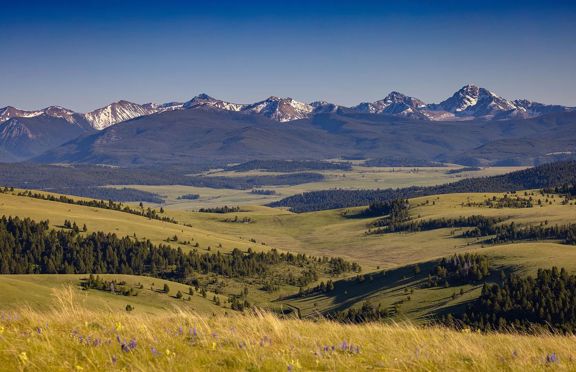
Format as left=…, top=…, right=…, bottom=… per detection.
left=1, top=0, right=575, bottom=111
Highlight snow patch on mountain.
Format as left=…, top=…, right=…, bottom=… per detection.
left=183, top=94, right=244, bottom=112
left=83, top=101, right=155, bottom=130
left=242, top=97, right=313, bottom=122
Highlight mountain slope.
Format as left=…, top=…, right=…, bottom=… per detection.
left=82, top=100, right=157, bottom=130
left=34, top=108, right=350, bottom=166
left=2, top=85, right=572, bottom=128
left=33, top=106, right=576, bottom=167
left=0, top=115, right=93, bottom=161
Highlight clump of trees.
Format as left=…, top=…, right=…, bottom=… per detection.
left=425, top=254, right=490, bottom=288
left=359, top=199, right=409, bottom=219
left=453, top=267, right=576, bottom=333
left=177, top=194, right=200, bottom=200
left=465, top=194, right=533, bottom=208
left=222, top=216, right=254, bottom=223
left=250, top=189, right=277, bottom=195
left=332, top=302, right=390, bottom=323
left=80, top=274, right=138, bottom=296
left=198, top=206, right=241, bottom=214
left=488, top=223, right=576, bottom=245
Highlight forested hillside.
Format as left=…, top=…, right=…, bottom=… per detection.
left=272, top=161, right=576, bottom=211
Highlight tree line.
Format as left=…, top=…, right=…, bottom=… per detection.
left=11, top=189, right=177, bottom=224
left=368, top=215, right=502, bottom=236
left=453, top=267, right=576, bottom=333
left=270, top=160, right=576, bottom=212
left=0, top=216, right=360, bottom=289
left=226, top=160, right=351, bottom=172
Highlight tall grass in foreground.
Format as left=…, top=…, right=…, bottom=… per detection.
left=0, top=287, right=574, bottom=371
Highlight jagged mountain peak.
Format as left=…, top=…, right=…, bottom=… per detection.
left=352, top=91, right=426, bottom=118
left=242, top=96, right=312, bottom=122
left=0, top=106, right=44, bottom=123
left=183, top=94, right=244, bottom=112
left=1, top=86, right=573, bottom=131
left=83, top=100, right=154, bottom=130
left=432, top=84, right=517, bottom=117
left=194, top=93, right=214, bottom=100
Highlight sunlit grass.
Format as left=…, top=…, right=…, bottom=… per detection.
left=0, top=287, right=574, bottom=371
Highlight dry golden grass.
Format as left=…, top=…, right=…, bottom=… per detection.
left=0, top=288, right=574, bottom=371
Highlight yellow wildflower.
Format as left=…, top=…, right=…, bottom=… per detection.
left=18, top=351, right=28, bottom=364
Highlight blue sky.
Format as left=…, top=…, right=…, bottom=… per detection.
left=1, top=0, right=575, bottom=111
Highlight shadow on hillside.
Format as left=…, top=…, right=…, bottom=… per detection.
left=278, top=259, right=440, bottom=315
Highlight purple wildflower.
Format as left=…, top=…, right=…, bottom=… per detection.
left=111, top=355, right=117, bottom=365
left=128, top=338, right=137, bottom=349
left=546, top=353, right=558, bottom=364
left=341, top=340, right=348, bottom=351
left=36, top=327, right=42, bottom=334
left=287, top=365, right=293, bottom=372
left=151, top=347, right=159, bottom=356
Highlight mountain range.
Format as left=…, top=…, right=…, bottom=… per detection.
left=1, top=85, right=574, bottom=165
left=2, top=84, right=573, bottom=129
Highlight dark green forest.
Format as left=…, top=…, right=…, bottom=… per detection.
left=0, top=216, right=360, bottom=289
left=271, top=161, right=576, bottom=212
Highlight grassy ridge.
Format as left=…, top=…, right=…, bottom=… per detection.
left=0, top=288, right=573, bottom=371
left=0, top=190, right=258, bottom=254
left=0, top=275, right=223, bottom=315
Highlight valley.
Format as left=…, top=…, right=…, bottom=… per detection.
left=2, top=162, right=576, bottom=326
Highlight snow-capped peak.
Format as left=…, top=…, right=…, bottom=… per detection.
left=183, top=94, right=244, bottom=112
left=352, top=91, right=427, bottom=118
left=242, top=97, right=313, bottom=122
left=0, top=106, right=44, bottom=123
left=429, top=84, right=517, bottom=118
left=82, top=100, right=155, bottom=130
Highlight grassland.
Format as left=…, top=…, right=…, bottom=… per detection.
left=1, top=182, right=575, bottom=325
left=0, top=275, right=223, bottom=315
left=1, top=172, right=576, bottom=370
left=118, top=166, right=524, bottom=209
left=0, top=288, right=573, bottom=371
left=0, top=190, right=258, bottom=254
